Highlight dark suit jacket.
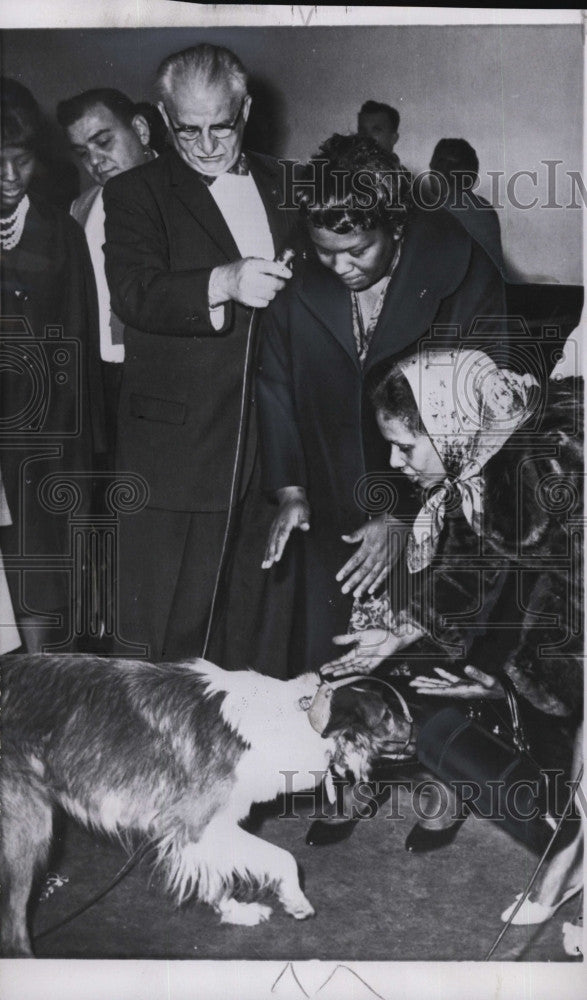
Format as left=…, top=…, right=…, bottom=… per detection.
left=103, top=149, right=294, bottom=512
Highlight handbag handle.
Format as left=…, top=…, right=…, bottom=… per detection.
left=499, top=672, right=529, bottom=754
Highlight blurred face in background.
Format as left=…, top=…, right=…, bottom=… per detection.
left=66, top=103, right=150, bottom=186
left=159, top=76, right=250, bottom=177
left=358, top=111, right=398, bottom=155
left=0, top=145, right=35, bottom=213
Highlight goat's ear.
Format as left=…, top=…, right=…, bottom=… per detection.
left=354, top=689, right=387, bottom=729
left=321, top=686, right=387, bottom=737
left=308, top=676, right=363, bottom=735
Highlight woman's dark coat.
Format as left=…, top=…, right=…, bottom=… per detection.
left=257, top=205, right=505, bottom=671
left=402, top=378, right=583, bottom=717
left=0, top=196, right=105, bottom=616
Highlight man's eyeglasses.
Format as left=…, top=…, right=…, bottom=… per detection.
left=168, top=97, right=246, bottom=143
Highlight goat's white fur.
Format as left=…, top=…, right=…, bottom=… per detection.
left=152, top=662, right=332, bottom=921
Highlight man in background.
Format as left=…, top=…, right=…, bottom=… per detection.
left=358, top=100, right=400, bottom=155
left=427, top=137, right=505, bottom=275
left=57, top=88, right=156, bottom=454
left=103, top=44, right=295, bottom=668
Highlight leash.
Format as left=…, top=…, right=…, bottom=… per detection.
left=33, top=840, right=154, bottom=944
left=483, top=763, right=583, bottom=960
left=202, top=248, right=296, bottom=659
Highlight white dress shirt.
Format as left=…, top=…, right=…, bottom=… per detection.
left=209, top=171, right=275, bottom=261
left=207, top=171, right=275, bottom=328
left=84, top=189, right=125, bottom=363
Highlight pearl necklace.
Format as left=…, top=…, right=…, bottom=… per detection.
left=0, top=195, right=30, bottom=251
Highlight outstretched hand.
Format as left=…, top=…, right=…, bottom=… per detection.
left=336, top=514, right=408, bottom=599
left=320, top=628, right=403, bottom=679
left=262, top=490, right=310, bottom=569
left=409, top=665, right=505, bottom=699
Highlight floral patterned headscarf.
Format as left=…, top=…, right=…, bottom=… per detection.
left=396, top=349, right=538, bottom=572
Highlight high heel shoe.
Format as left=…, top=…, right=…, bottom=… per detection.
left=500, top=885, right=582, bottom=925
left=404, top=817, right=466, bottom=853
left=305, top=818, right=358, bottom=846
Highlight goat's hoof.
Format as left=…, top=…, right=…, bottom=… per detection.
left=283, top=896, right=316, bottom=920
left=217, top=899, right=273, bottom=926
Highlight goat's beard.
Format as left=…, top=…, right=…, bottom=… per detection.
left=330, top=716, right=415, bottom=782
left=330, top=730, right=378, bottom=784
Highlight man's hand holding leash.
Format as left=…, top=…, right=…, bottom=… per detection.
left=210, top=256, right=292, bottom=310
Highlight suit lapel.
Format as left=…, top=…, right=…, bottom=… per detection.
left=298, top=261, right=359, bottom=367
left=167, top=150, right=240, bottom=261
left=297, top=208, right=471, bottom=371
left=365, top=210, right=471, bottom=371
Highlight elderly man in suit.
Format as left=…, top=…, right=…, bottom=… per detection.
left=57, top=89, right=156, bottom=454
left=103, top=44, right=294, bottom=666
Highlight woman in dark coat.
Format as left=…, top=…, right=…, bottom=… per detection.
left=0, top=78, right=105, bottom=651
left=257, top=134, right=505, bottom=674
left=322, top=346, right=583, bottom=926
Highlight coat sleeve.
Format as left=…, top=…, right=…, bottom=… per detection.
left=256, top=291, right=308, bottom=494
left=103, top=172, right=233, bottom=338
left=491, top=378, right=584, bottom=715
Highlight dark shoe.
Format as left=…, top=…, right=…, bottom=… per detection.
left=405, top=818, right=465, bottom=853
left=305, top=818, right=359, bottom=846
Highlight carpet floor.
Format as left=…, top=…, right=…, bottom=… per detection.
left=30, top=785, right=582, bottom=963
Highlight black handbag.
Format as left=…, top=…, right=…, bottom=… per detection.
left=416, top=678, right=576, bottom=854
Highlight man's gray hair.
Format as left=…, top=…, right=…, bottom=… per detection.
left=156, top=43, right=248, bottom=102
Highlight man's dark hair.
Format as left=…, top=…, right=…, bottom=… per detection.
left=56, top=88, right=138, bottom=131
left=298, top=133, right=412, bottom=234
left=358, top=101, right=400, bottom=133
left=0, top=77, right=42, bottom=150
left=430, top=138, right=479, bottom=186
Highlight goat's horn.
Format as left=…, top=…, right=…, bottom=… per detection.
left=308, top=684, right=334, bottom=734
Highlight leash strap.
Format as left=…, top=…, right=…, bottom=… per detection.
left=483, top=763, right=583, bottom=960
left=33, top=840, right=154, bottom=943
left=202, top=248, right=296, bottom=659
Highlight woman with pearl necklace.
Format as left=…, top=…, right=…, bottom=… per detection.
left=0, top=77, right=106, bottom=653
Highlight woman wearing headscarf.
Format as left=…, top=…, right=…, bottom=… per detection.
left=0, top=78, right=105, bottom=651
left=258, top=133, right=506, bottom=676
left=321, top=346, right=583, bottom=926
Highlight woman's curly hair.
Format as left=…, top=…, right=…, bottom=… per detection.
left=298, top=133, right=413, bottom=234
